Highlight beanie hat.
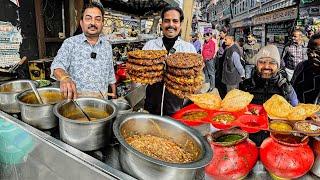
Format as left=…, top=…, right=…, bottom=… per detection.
left=254, top=45, right=280, bottom=67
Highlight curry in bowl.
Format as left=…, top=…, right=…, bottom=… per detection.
left=20, top=91, right=64, bottom=104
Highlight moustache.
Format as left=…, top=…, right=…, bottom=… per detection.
left=261, top=69, right=273, bottom=72
left=166, top=26, right=177, bottom=31
left=88, top=25, right=98, bottom=29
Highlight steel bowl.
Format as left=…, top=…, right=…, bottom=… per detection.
left=53, top=97, right=118, bottom=151
left=0, top=80, right=35, bottom=113
left=113, top=113, right=213, bottom=180
left=111, top=98, right=133, bottom=116
left=16, top=87, right=64, bottom=129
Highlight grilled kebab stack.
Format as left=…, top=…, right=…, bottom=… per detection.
left=164, top=53, right=204, bottom=98
left=127, top=50, right=167, bottom=84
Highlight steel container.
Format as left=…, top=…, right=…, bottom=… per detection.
left=111, top=98, right=133, bottom=116
left=53, top=97, right=117, bottom=151
left=113, top=113, right=213, bottom=180
left=0, top=80, right=34, bottom=113
left=16, top=87, right=63, bottom=129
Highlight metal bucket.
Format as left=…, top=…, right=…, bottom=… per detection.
left=16, top=87, right=63, bottom=129
left=0, top=80, right=34, bottom=113
left=53, top=97, right=118, bottom=151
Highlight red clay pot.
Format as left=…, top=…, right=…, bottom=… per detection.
left=260, top=133, right=314, bottom=179
left=205, top=128, right=258, bottom=180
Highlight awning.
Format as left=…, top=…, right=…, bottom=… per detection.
left=101, top=0, right=180, bottom=16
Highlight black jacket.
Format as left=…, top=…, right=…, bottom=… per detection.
left=240, top=71, right=295, bottom=105
left=291, top=60, right=320, bottom=104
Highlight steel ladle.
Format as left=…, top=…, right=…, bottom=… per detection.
left=28, top=81, right=44, bottom=104
left=70, top=99, right=91, bottom=121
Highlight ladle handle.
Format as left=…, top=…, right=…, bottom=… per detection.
left=28, top=81, right=44, bottom=104
left=72, top=100, right=91, bottom=121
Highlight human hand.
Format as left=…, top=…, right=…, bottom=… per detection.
left=60, top=78, right=77, bottom=99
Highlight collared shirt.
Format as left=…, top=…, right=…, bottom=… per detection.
left=284, top=42, right=308, bottom=68
left=143, top=37, right=197, bottom=53
left=50, top=33, right=116, bottom=93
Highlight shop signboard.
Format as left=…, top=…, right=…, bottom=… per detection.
left=253, top=8, right=298, bottom=25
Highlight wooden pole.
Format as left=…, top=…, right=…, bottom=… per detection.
left=181, top=0, right=194, bottom=42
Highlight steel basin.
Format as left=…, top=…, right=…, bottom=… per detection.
left=113, top=113, right=213, bottom=180
left=16, top=87, right=64, bottom=129
left=0, top=80, right=35, bottom=113
left=53, top=97, right=117, bottom=151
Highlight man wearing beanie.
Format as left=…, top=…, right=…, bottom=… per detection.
left=240, top=45, right=298, bottom=146
left=292, top=33, right=320, bottom=104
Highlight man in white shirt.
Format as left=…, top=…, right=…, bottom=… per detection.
left=142, top=6, right=197, bottom=115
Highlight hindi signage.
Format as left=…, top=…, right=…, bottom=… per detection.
left=253, top=8, right=298, bottom=25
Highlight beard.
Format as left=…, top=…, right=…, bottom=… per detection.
left=259, top=68, right=276, bottom=79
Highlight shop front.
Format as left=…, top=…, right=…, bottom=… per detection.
left=252, top=7, right=298, bottom=53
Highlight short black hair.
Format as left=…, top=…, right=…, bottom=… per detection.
left=161, top=6, right=184, bottom=22
left=81, top=2, right=105, bottom=19
left=308, top=33, right=320, bottom=50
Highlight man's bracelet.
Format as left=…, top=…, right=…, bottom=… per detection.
left=60, top=75, right=70, bottom=81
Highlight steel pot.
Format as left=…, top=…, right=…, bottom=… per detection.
left=0, top=80, right=35, bottom=113
left=113, top=113, right=212, bottom=180
left=111, top=98, right=133, bottom=116
left=16, top=87, right=64, bottom=129
left=53, top=97, right=117, bottom=151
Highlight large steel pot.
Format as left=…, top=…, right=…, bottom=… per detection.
left=113, top=113, right=212, bottom=180
left=16, top=87, right=64, bottom=129
left=53, top=97, right=117, bottom=151
left=0, top=80, right=34, bottom=113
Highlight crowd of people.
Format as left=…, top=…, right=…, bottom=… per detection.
left=190, top=27, right=320, bottom=107
left=50, top=2, right=319, bottom=120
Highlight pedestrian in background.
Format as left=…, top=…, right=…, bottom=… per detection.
left=202, top=32, right=216, bottom=90
left=215, top=27, right=228, bottom=97
left=190, top=32, right=201, bottom=54
left=222, top=35, right=245, bottom=92
left=281, top=29, right=308, bottom=81
left=243, top=34, right=261, bottom=79
left=292, top=33, right=320, bottom=104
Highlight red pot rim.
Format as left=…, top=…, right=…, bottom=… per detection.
left=208, top=128, right=248, bottom=147
left=270, top=133, right=309, bottom=146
